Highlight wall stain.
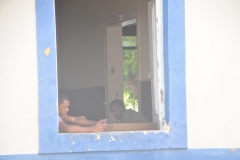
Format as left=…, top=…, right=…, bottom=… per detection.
left=111, top=66, right=115, bottom=74
left=44, top=47, right=50, bottom=56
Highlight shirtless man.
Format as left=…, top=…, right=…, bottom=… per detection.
left=58, top=93, right=107, bottom=133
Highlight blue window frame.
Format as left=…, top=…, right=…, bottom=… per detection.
left=36, top=0, right=186, bottom=153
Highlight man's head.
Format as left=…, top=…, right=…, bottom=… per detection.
left=109, top=99, right=126, bottom=120
left=58, top=93, right=70, bottom=117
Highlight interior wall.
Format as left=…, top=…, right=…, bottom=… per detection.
left=0, top=0, right=38, bottom=155
left=138, top=0, right=151, bottom=81
left=57, top=0, right=105, bottom=90
left=57, top=0, right=142, bottom=90
left=186, top=0, right=240, bottom=148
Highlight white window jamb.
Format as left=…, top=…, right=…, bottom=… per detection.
left=148, top=0, right=170, bottom=131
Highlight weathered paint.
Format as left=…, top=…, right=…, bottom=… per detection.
left=163, top=0, right=169, bottom=123
left=36, top=0, right=186, bottom=154
left=1, top=149, right=240, bottom=160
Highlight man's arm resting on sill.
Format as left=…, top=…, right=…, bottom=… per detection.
left=59, top=120, right=106, bottom=133
left=62, top=115, right=99, bottom=126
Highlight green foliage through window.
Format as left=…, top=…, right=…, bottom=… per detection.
left=122, top=36, right=138, bottom=111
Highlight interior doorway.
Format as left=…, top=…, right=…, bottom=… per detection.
left=105, top=16, right=140, bottom=123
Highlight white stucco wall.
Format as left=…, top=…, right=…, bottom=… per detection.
left=0, top=0, right=39, bottom=155
left=186, top=0, right=240, bottom=148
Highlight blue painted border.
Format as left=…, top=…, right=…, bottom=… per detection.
left=163, top=0, right=169, bottom=123
left=36, top=0, right=187, bottom=154
left=1, top=149, right=240, bottom=160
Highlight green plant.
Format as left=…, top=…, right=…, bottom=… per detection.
left=122, top=36, right=138, bottom=111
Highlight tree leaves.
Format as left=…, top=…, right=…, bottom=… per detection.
left=122, top=36, right=138, bottom=111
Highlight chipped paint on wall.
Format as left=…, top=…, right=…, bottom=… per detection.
left=96, top=134, right=101, bottom=140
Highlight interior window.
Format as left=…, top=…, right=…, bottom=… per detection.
left=122, top=24, right=138, bottom=112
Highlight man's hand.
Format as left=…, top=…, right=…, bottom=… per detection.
left=93, top=119, right=107, bottom=132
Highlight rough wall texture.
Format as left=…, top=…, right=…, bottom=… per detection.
left=186, top=0, right=240, bottom=148
left=0, top=0, right=39, bottom=155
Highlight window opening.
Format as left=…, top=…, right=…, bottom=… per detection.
left=55, top=0, right=164, bottom=132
